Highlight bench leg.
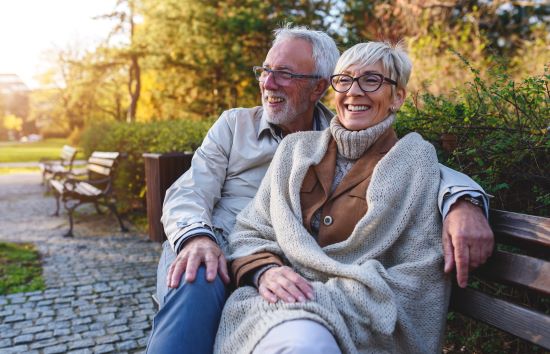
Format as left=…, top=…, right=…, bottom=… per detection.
left=94, top=202, right=104, bottom=215
left=106, top=202, right=128, bottom=232
left=52, top=193, right=60, bottom=217
left=63, top=202, right=80, bottom=238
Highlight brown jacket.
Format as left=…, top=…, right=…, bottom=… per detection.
left=232, top=128, right=398, bottom=285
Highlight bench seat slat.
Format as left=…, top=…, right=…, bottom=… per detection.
left=450, top=286, right=550, bottom=349
left=475, top=250, right=550, bottom=295
left=491, top=209, right=550, bottom=248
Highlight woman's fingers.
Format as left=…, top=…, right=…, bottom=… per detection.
left=260, top=266, right=314, bottom=303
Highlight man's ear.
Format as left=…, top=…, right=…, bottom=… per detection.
left=310, top=79, right=329, bottom=102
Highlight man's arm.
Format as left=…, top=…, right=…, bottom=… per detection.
left=438, top=164, right=494, bottom=288
left=161, top=112, right=235, bottom=287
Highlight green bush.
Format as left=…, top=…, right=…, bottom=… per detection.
left=79, top=118, right=213, bottom=211
left=397, top=61, right=549, bottom=217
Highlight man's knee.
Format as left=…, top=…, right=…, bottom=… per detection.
left=164, top=266, right=227, bottom=307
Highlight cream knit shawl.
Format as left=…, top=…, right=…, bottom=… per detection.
left=215, top=129, right=450, bottom=354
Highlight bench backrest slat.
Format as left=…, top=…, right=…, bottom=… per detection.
left=475, top=250, right=550, bottom=295
left=87, top=164, right=112, bottom=177
left=450, top=286, right=550, bottom=349
left=60, top=145, right=77, bottom=160
left=491, top=209, right=550, bottom=249
left=88, top=157, right=117, bottom=168
left=86, top=152, right=121, bottom=178
left=91, top=151, right=120, bottom=160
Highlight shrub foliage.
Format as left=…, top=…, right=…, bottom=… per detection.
left=397, top=62, right=549, bottom=217
left=79, top=119, right=213, bottom=211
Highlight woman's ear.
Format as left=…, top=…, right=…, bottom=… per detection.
left=392, top=87, right=406, bottom=110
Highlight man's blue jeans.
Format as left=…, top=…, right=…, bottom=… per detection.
left=146, top=241, right=228, bottom=354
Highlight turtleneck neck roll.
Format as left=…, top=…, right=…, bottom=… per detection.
left=329, top=113, right=395, bottom=160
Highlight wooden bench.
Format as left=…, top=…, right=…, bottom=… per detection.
left=39, top=145, right=78, bottom=186
left=449, top=209, right=550, bottom=350
left=50, top=151, right=128, bottom=237
left=143, top=153, right=549, bottom=349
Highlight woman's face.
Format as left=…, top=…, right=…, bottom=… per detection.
left=334, top=61, right=405, bottom=131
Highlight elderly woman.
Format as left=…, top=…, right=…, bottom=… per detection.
left=214, top=42, right=450, bottom=354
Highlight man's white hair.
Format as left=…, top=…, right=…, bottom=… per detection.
left=272, top=24, right=340, bottom=80
left=334, top=41, right=412, bottom=91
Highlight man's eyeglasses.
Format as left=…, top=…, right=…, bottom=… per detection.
left=253, top=66, right=321, bottom=86
left=330, top=73, right=397, bottom=93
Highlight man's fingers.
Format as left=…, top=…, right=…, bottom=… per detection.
left=442, top=229, right=455, bottom=274
left=218, top=254, right=230, bottom=285
left=469, top=243, right=482, bottom=270
left=168, top=258, right=187, bottom=288
left=203, top=253, right=219, bottom=282
left=184, top=255, right=201, bottom=283
left=454, top=241, right=469, bottom=288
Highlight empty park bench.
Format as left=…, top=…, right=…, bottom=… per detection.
left=39, top=145, right=78, bottom=186
left=50, top=151, right=128, bottom=237
left=143, top=152, right=550, bottom=350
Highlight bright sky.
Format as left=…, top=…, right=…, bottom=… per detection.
left=0, top=0, right=118, bottom=89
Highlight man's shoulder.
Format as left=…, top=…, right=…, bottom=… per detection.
left=220, top=106, right=263, bottom=124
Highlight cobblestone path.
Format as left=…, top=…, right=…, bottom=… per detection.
left=0, top=173, right=162, bottom=353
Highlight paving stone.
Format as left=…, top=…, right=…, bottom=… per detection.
left=81, top=328, right=106, bottom=338
left=95, top=335, right=120, bottom=345
left=13, top=333, right=33, bottom=345
left=34, top=330, right=54, bottom=340
left=93, top=343, right=116, bottom=353
left=21, top=325, right=46, bottom=335
left=73, top=316, right=93, bottom=325
left=54, top=328, right=72, bottom=337
left=0, top=338, right=12, bottom=348
left=1, top=345, right=29, bottom=354
left=43, top=344, right=69, bottom=354
left=116, top=339, right=138, bottom=351
left=119, top=330, right=144, bottom=341
left=29, top=338, right=59, bottom=349
left=67, top=349, right=93, bottom=354
left=0, top=309, right=14, bottom=316
left=0, top=329, right=20, bottom=339
left=3, top=314, right=24, bottom=323
left=68, top=338, right=95, bottom=350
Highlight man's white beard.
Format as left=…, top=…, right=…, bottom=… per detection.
left=263, top=90, right=302, bottom=127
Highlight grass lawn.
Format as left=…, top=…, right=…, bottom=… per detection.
left=0, top=138, right=68, bottom=163
left=0, top=167, right=41, bottom=175
left=0, top=242, right=45, bottom=295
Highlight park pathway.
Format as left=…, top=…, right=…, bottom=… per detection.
left=0, top=172, right=161, bottom=354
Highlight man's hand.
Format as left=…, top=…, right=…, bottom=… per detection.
left=167, top=236, right=230, bottom=288
left=258, top=266, right=314, bottom=304
left=443, top=199, right=494, bottom=288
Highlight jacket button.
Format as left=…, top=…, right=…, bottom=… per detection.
left=323, top=215, right=333, bottom=226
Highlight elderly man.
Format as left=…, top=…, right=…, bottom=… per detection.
left=146, top=26, right=493, bottom=354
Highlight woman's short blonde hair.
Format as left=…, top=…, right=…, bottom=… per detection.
left=334, top=41, right=412, bottom=92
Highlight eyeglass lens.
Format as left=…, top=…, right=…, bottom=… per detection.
left=332, top=74, right=384, bottom=92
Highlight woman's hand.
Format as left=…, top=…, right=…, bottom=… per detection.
left=258, top=266, right=314, bottom=304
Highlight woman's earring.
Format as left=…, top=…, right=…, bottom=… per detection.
left=390, top=106, right=396, bottom=113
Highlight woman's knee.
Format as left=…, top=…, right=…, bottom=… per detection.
left=253, top=319, right=341, bottom=354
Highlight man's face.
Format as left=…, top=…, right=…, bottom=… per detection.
left=260, top=38, right=318, bottom=131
